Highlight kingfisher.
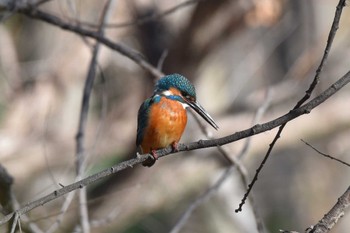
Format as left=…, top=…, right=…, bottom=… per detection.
left=136, top=74, right=219, bottom=167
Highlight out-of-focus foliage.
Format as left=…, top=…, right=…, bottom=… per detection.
left=0, top=0, right=350, bottom=232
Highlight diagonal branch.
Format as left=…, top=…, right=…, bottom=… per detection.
left=75, top=1, right=116, bottom=232
left=73, top=0, right=203, bottom=29
left=170, top=90, right=271, bottom=233
left=235, top=0, right=347, bottom=212
left=7, top=2, right=164, bottom=78
left=300, top=139, right=350, bottom=167
left=309, top=186, right=350, bottom=233
left=1, top=69, right=350, bottom=227
left=169, top=166, right=236, bottom=233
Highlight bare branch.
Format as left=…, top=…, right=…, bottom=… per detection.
left=75, top=1, right=116, bottom=232
left=0, top=166, right=43, bottom=233
left=235, top=0, right=347, bottom=212
left=169, top=166, right=236, bottom=233
left=171, top=90, right=271, bottom=233
left=6, top=3, right=164, bottom=78
left=309, top=186, right=350, bottom=233
left=301, top=139, right=350, bottom=167
left=45, top=192, right=75, bottom=233
left=75, top=0, right=203, bottom=29
left=0, top=67, right=350, bottom=227
left=9, top=212, right=19, bottom=233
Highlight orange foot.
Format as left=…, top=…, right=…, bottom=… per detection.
left=142, top=150, right=158, bottom=167
left=171, top=141, right=179, bottom=152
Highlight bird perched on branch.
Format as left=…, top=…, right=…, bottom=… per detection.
left=136, top=74, right=218, bottom=167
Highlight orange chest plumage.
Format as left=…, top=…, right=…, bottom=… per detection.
left=139, top=97, right=187, bottom=153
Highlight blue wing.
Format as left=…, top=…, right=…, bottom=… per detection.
left=136, top=95, right=162, bottom=146
left=136, top=98, right=150, bottom=147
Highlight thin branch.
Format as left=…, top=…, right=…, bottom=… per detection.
left=0, top=172, right=44, bottom=233
left=90, top=208, right=120, bottom=228
left=34, top=0, right=52, bottom=7
left=300, top=139, right=350, bottom=167
left=157, top=49, right=168, bottom=71
left=10, top=212, right=19, bottom=233
left=171, top=90, right=271, bottom=233
left=235, top=0, right=347, bottom=212
left=295, top=0, right=346, bottom=107
left=238, top=89, right=272, bottom=160
left=7, top=3, right=164, bottom=78
left=70, top=0, right=203, bottom=29
left=169, top=166, right=235, bottom=233
left=75, top=1, right=115, bottom=232
left=74, top=207, right=120, bottom=232
left=43, top=108, right=59, bottom=188
left=1, top=69, right=350, bottom=226
left=309, top=186, right=350, bottom=233
left=45, top=192, right=75, bottom=233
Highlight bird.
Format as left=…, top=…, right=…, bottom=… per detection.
left=136, top=73, right=219, bottom=167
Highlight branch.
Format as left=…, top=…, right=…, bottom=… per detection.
left=169, top=166, right=236, bottom=233
left=235, top=0, right=347, bottom=212
left=6, top=2, right=164, bottom=78
left=301, top=139, right=350, bottom=167
left=75, top=1, right=116, bottom=232
left=283, top=186, right=350, bottom=233
left=1, top=69, right=350, bottom=226
left=309, top=186, right=350, bottom=233
left=170, top=90, right=272, bottom=233
left=73, top=0, right=203, bottom=29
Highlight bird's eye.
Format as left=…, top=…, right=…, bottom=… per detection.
left=181, top=91, right=194, bottom=101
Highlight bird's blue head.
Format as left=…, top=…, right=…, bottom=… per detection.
left=154, top=74, right=219, bottom=130
left=155, top=74, right=196, bottom=101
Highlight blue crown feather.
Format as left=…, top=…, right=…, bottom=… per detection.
left=155, top=74, right=196, bottom=99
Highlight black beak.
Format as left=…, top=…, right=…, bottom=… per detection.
left=186, top=100, right=219, bottom=130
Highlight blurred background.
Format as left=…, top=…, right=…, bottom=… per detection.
left=1, top=0, right=350, bottom=232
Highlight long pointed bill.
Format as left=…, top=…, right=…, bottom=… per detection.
left=187, top=100, right=219, bottom=130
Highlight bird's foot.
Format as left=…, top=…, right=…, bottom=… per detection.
left=151, top=150, right=159, bottom=160
left=171, top=141, right=179, bottom=152
left=142, top=150, right=158, bottom=167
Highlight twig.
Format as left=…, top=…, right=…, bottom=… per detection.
left=7, top=3, right=164, bottom=78
left=1, top=70, right=350, bottom=226
left=43, top=107, right=59, bottom=188
left=295, top=0, right=346, bottom=108
left=107, top=0, right=202, bottom=28
left=45, top=191, right=75, bottom=233
left=10, top=212, right=19, bottom=233
left=170, top=89, right=270, bottom=233
left=157, top=49, right=168, bottom=71
left=74, top=207, right=121, bottom=232
left=69, top=0, right=203, bottom=29
left=238, top=89, right=272, bottom=160
left=75, top=1, right=115, bottom=232
left=308, top=186, right=350, bottom=233
left=235, top=0, right=347, bottom=213
left=300, top=139, right=350, bottom=167
left=1, top=0, right=164, bottom=77
left=169, top=166, right=235, bottom=233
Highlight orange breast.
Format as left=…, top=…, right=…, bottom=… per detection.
left=140, top=97, right=187, bottom=153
